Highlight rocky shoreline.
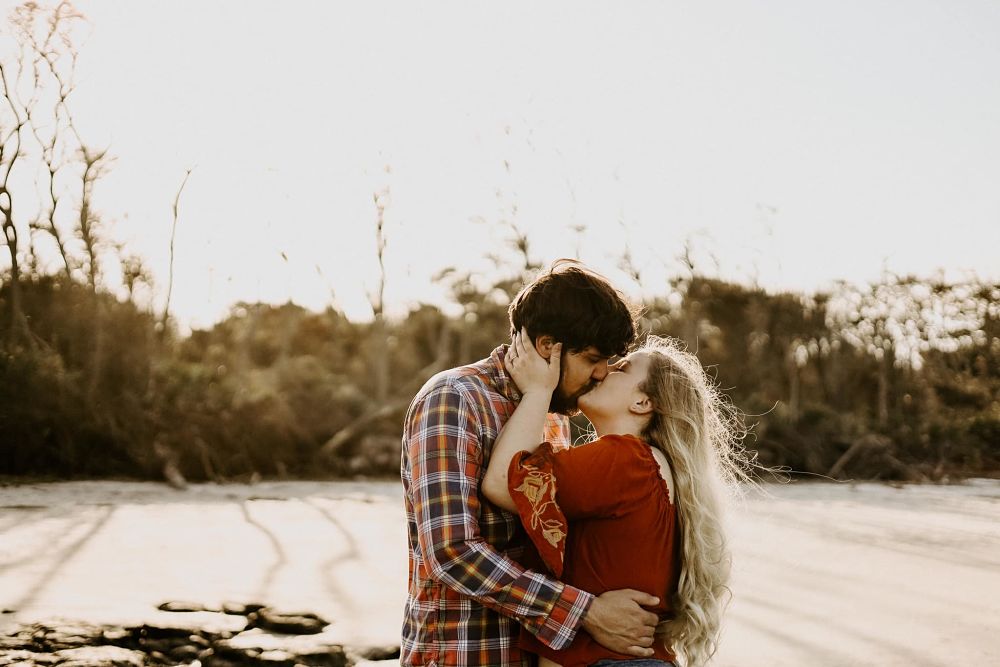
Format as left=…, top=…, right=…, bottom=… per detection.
left=0, top=603, right=399, bottom=667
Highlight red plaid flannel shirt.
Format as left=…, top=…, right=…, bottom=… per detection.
left=401, top=345, right=594, bottom=666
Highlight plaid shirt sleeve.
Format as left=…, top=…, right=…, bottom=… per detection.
left=406, top=380, right=594, bottom=649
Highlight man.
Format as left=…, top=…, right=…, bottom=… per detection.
left=401, top=260, right=660, bottom=666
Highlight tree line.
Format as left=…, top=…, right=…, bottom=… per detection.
left=2, top=260, right=999, bottom=483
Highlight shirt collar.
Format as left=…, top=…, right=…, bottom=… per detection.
left=488, top=344, right=522, bottom=403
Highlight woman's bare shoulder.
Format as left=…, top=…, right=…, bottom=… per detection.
left=649, top=445, right=677, bottom=503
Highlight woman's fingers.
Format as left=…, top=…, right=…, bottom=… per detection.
left=516, top=326, right=530, bottom=358
left=508, top=331, right=524, bottom=364
left=513, top=328, right=535, bottom=368
left=509, top=329, right=560, bottom=392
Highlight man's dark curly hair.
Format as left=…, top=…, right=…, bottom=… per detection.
left=508, top=259, right=638, bottom=357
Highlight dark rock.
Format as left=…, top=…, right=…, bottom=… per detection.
left=213, top=640, right=262, bottom=662
left=158, top=601, right=216, bottom=613
left=204, top=658, right=243, bottom=667
left=32, top=624, right=105, bottom=650
left=141, top=623, right=205, bottom=640
left=221, top=602, right=266, bottom=616
left=169, top=644, right=203, bottom=661
left=53, top=645, right=146, bottom=667
left=291, top=647, right=349, bottom=667
left=1, top=616, right=349, bottom=667
left=356, top=645, right=401, bottom=661
left=246, top=609, right=329, bottom=635
left=139, top=637, right=186, bottom=654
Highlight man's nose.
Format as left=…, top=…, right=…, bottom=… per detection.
left=591, top=363, right=610, bottom=381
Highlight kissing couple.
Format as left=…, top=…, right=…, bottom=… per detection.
left=401, top=259, right=747, bottom=667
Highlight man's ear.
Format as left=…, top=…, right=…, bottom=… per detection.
left=629, top=393, right=653, bottom=416
left=534, top=335, right=556, bottom=360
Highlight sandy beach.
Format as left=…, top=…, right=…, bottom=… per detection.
left=1, top=479, right=998, bottom=665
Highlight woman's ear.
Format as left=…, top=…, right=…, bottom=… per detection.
left=534, top=335, right=555, bottom=360
left=629, top=393, right=653, bottom=416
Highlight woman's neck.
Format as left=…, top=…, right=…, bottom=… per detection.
left=590, top=415, right=645, bottom=439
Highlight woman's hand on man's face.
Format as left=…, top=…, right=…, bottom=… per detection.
left=505, top=327, right=561, bottom=397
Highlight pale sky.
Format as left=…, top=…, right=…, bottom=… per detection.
left=5, top=0, right=1000, bottom=328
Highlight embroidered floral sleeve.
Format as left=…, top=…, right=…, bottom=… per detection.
left=508, top=435, right=645, bottom=575
left=508, top=443, right=569, bottom=578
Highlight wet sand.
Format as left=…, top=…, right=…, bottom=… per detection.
left=1, top=479, right=998, bottom=665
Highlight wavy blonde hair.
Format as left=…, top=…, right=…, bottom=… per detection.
left=637, top=335, right=752, bottom=666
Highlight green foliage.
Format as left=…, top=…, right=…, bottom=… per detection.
left=1, top=266, right=998, bottom=482
left=1, top=277, right=155, bottom=477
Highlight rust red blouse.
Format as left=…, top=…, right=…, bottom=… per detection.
left=507, top=433, right=680, bottom=667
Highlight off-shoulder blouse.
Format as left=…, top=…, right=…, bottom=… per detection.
left=507, top=433, right=680, bottom=667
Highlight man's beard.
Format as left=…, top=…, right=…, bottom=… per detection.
left=549, top=378, right=598, bottom=416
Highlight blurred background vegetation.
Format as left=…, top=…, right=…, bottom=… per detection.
left=1, top=2, right=998, bottom=484
left=3, top=260, right=999, bottom=484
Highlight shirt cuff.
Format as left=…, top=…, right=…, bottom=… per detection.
left=524, top=583, right=594, bottom=650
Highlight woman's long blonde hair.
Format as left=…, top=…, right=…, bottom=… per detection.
left=637, top=335, right=752, bottom=666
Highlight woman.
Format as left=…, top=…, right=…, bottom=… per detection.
left=482, top=332, right=749, bottom=667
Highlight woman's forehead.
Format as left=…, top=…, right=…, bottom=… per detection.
left=625, top=350, right=653, bottom=367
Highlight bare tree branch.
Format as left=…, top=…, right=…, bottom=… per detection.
left=12, top=1, right=87, bottom=280
left=161, top=167, right=194, bottom=334
left=369, top=186, right=390, bottom=402
left=0, top=55, right=31, bottom=345
left=76, top=144, right=110, bottom=291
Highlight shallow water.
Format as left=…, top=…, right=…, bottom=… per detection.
left=1, top=479, right=998, bottom=666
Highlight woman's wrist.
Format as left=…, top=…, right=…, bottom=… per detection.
left=519, top=388, right=554, bottom=402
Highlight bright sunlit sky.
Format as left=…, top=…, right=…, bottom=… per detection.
left=5, top=1, right=1000, bottom=328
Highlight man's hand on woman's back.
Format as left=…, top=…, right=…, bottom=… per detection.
left=582, top=589, right=660, bottom=657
